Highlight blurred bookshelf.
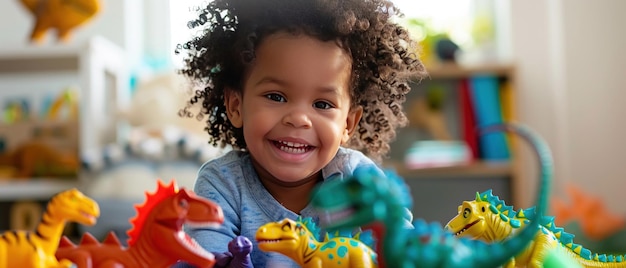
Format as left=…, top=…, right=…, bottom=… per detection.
left=0, top=36, right=129, bottom=231
left=386, top=62, right=522, bottom=222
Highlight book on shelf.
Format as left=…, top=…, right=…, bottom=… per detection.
left=467, top=74, right=510, bottom=161
left=458, top=78, right=479, bottom=160
left=499, top=79, right=516, bottom=152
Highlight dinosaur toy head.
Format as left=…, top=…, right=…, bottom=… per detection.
left=311, top=166, right=411, bottom=230
left=51, top=188, right=100, bottom=226
left=445, top=192, right=492, bottom=238
left=127, top=180, right=224, bottom=266
left=255, top=218, right=312, bottom=256
left=446, top=190, right=525, bottom=243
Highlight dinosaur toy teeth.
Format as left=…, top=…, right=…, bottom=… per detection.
left=177, top=230, right=215, bottom=261
left=454, top=219, right=480, bottom=236
left=80, top=211, right=98, bottom=224
left=256, top=238, right=286, bottom=244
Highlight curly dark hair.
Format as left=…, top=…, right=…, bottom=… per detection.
left=177, top=0, right=426, bottom=162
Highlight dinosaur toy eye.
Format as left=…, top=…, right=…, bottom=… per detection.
left=481, top=207, right=486, bottom=212
left=179, top=199, right=188, bottom=208
left=463, top=208, right=470, bottom=218
left=282, top=222, right=292, bottom=231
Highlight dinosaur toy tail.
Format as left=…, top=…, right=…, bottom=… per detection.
left=474, top=123, right=553, bottom=267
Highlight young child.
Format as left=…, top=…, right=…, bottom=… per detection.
left=175, top=0, right=426, bottom=267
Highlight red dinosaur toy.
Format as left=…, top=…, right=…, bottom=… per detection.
left=55, top=180, right=224, bottom=268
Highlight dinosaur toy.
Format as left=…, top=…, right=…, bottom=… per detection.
left=552, top=184, right=626, bottom=240
left=55, top=180, right=224, bottom=268
left=0, top=188, right=100, bottom=268
left=19, top=0, right=101, bottom=43
left=311, top=123, right=553, bottom=268
left=445, top=189, right=626, bottom=267
left=0, top=141, right=79, bottom=178
left=255, top=217, right=378, bottom=267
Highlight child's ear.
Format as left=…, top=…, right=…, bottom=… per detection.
left=224, top=89, right=243, bottom=128
left=342, top=106, right=363, bottom=143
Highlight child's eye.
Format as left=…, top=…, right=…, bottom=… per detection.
left=265, top=93, right=286, bottom=102
left=313, top=101, right=333, bottom=110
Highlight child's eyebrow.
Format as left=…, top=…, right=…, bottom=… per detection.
left=253, top=77, right=343, bottom=96
left=253, top=76, right=286, bottom=87
left=317, top=87, right=342, bottom=96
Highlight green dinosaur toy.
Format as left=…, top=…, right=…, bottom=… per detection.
left=255, top=217, right=378, bottom=267
left=311, top=123, right=552, bottom=268
left=445, top=189, right=626, bottom=267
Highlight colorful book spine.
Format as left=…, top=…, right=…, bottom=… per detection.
left=499, top=80, right=516, bottom=152
left=468, top=75, right=510, bottom=161
left=459, top=78, right=479, bottom=160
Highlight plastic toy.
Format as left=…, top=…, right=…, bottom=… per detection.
left=211, top=236, right=254, bottom=268
left=0, top=140, right=79, bottom=178
left=0, top=188, right=100, bottom=268
left=311, top=123, right=552, bottom=268
left=552, top=184, right=626, bottom=240
left=19, top=0, right=101, bottom=43
left=55, top=180, right=224, bottom=268
left=445, top=189, right=626, bottom=267
left=255, top=217, right=377, bottom=267
left=47, top=89, right=79, bottom=121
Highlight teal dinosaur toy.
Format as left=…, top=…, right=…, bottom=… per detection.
left=255, top=217, right=378, bottom=267
left=310, top=123, right=552, bottom=268
left=445, top=189, right=626, bottom=267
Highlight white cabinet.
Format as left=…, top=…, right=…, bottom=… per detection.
left=0, top=36, right=129, bottom=201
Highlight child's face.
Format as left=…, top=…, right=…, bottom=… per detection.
left=226, top=32, right=362, bottom=184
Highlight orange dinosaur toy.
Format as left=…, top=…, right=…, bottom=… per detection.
left=0, top=141, right=79, bottom=178
left=19, top=0, right=101, bottom=43
left=552, top=184, right=625, bottom=240
left=55, top=180, right=224, bottom=268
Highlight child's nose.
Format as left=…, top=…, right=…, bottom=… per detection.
left=282, top=108, right=312, bottom=128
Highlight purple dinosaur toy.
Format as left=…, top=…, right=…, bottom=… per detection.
left=173, top=236, right=253, bottom=268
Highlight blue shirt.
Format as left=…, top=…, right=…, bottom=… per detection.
left=181, top=147, right=412, bottom=267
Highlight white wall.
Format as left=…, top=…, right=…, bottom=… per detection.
left=0, top=0, right=155, bottom=70
left=510, top=0, right=626, bottom=214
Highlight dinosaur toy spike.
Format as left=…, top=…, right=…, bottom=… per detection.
left=79, top=233, right=100, bottom=245
left=59, top=236, right=76, bottom=248
left=0, top=188, right=99, bottom=268
left=311, top=122, right=552, bottom=268
left=102, top=232, right=122, bottom=246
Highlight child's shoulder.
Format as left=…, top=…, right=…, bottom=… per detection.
left=324, top=147, right=379, bottom=179
left=335, top=147, right=374, bottom=165
left=198, top=150, right=250, bottom=173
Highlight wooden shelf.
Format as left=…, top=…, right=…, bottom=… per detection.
left=421, top=62, right=515, bottom=79
left=383, top=161, right=513, bottom=179
left=0, top=178, right=79, bottom=201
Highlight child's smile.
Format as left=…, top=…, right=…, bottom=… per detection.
left=271, top=139, right=315, bottom=158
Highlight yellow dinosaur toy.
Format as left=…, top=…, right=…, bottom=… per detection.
left=256, top=217, right=377, bottom=268
left=0, top=188, right=100, bottom=268
left=445, top=190, right=626, bottom=268
left=19, top=0, right=101, bottom=43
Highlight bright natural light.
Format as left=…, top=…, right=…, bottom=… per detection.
left=169, top=0, right=478, bottom=66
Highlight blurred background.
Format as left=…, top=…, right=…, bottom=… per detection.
left=0, top=0, right=625, bottom=251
